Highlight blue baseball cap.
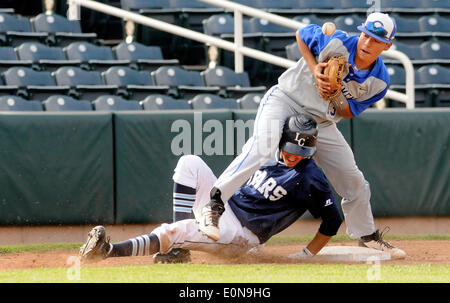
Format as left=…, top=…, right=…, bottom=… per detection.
left=357, top=12, right=396, bottom=44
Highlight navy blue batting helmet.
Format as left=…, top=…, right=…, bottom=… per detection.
left=279, top=113, right=318, bottom=158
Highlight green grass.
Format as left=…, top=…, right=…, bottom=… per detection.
left=0, top=243, right=82, bottom=254
left=0, top=264, right=449, bottom=283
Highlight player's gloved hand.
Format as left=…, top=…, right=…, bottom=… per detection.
left=288, top=247, right=314, bottom=259
left=319, top=56, right=348, bottom=101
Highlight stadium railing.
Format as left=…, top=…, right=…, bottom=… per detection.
left=68, top=0, right=415, bottom=108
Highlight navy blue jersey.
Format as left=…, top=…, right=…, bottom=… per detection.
left=228, top=157, right=342, bottom=244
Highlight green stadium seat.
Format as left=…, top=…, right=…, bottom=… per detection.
left=141, top=94, right=191, bottom=110
left=202, top=14, right=252, bottom=37
left=418, top=15, right=450, bottom=33
left=416, top=65, right=450, bottom=107
left=170, top=0, right=225, bottom=32
left=293, top=15, right=325, bottom=27
left=237, top=93, right=264, bottom=110
left=390, top=40, right=424, bottom=61
left=381, top=0, right=422, bottom=9
left=334, top=15, right=365, bottom=34
left=15, top=42, right=81, bottom=72
left=3, top=66, right=69, bottom=100
left=393, top=15, right=422, bottom=33
left=53, top=66, right=117, bottom=100
left=253, top=0, right=293, bottom=10
left=112, top=41, right=179, bottom=72
left=93, top=95, right=142, bottom=111
left=64, top=42, right=130, bottom=72
left=0, top=95, right=42, bottom=111
left=152, top=65, right=220, bottom=99
left=420, top=40, right=450, bottom=60
left=421, top=0, right=450, bottom=9
left=102, top=66, right=169, bottom=100
left=43, top=95, right=93, bottom=111
left=416, top=64, right=450, bottom=85
left=294, top=0, right=334, bottom=9
left=30, top=12, right=97, bottom=47
left=249, top=17, right=293, bottom=33
left=339, top=0, right=371, bottom=9
left=120, top=0, right=181, bottom=61
left=189, top=93, right=238, bottom=110
left=201, top=65, right=266, bottom=98
left=0, top=45, right=32, bottom=74
left=0, top=12, right=47, bottom=46
left=386, top=64, right=407, bottom=85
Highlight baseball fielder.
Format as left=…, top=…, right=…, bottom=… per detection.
left=79, top=113, right=344, bottom=262
left=198, top=12, right=406, bottom=259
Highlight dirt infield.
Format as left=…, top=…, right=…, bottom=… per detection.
left=0, top=217, right=449, bottom=270
left=1, top=217, right=450, bottom=245
left=0, top=240, right=449, bottom=270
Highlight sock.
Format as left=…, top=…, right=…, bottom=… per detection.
left=173, top=182, right=196, bottom=222
left=109, top=233, right=160, bottom=257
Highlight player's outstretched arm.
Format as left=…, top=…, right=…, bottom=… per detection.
left=288, top=231, right=332, bottom=259
left=305, top=231, right=332, bottom=255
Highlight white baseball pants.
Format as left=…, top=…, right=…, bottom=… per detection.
left=151, top=155, right=260, bottom=255
left=213, top=86, right=375, bottom=239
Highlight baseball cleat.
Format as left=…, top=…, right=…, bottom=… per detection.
left=153, top=248, right=191, bottom=264
left=359, top=227, right=406, bottom=259
left=79, top=225, right=111, bottom=262
left=198, top=201, right=224, bottom=241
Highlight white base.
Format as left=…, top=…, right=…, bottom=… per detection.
left=314, top=246, right=391, bottom=262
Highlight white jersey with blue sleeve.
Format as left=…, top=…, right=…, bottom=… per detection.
left=277, top=24, right=390, bottom=122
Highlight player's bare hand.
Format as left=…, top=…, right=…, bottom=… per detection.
left=313, top=62, right=332, bottom=92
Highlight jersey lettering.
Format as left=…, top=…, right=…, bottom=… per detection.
left=248, top=170, right=267, bottom=188
left=257, top=177, right=277, bottom=198
left=248, top=169, right=289, bottom=201
left=269, top=185, right=288, bottom=201
left=341, top=85, right=353, bottom=99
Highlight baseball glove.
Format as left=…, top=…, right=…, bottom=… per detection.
left=320, top=55, right=347, bottom=101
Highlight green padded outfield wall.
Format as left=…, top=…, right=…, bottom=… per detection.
left=0, top=109, right=447, bottom=226
left=114, top=110, right=352, bottom=223
left=114, top=110, right=236, bottom=223
left=352, top=108, right=450, bottom=217
left=0, top=112, right=114, bottom=225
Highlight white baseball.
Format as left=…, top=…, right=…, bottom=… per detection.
left=322, top=22, right=336, bottom=36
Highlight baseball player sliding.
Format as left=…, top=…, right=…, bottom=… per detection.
left=198, top=12, right=406, bottom=259
left=79, top=113, right=344, bottom=262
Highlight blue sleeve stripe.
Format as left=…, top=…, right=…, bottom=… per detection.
left=229, top=86, right=279, bottom=177
left=173, top=206, right=193, bottom=213
left=173, top=193, right=196, bottom=200
left=173, top=199, right=195, bottom=207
